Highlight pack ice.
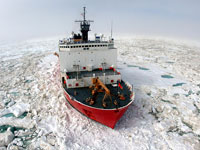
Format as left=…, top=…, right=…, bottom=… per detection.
left=0, top=36, right=199, bottom=150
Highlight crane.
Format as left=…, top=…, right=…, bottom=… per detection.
left=88, top=77, right=112, bottom=108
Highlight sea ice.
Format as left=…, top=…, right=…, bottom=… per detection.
left=0, top=36, right=200, bottom=149
left=0, top=128, right=14, bottom=147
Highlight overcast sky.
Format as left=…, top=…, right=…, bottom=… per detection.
left=0, top=0, right=200, bottom=42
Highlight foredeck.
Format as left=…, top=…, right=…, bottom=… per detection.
left=64, top=80, right=132, bottom=109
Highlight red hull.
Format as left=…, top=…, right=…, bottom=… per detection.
left=63, top=88, right=134, bottom=129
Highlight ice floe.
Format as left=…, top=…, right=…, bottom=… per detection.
left=0, top=36, right=200, bottom=149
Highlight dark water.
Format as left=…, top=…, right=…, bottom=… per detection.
left=173, top=83, right=186, bottom=87
left=161, top=75, right=174, bottom=78
left=0, top=125, right=25, bottom=133
left=2, top=112, right=28, bottom=119
left=127, top=64, right=149, bottom=70
left=138, top=67, right=149, bottom=70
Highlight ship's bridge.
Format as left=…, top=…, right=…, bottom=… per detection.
left=59, top=38, right=115, bottom=51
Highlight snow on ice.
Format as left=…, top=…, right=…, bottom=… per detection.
left=0, top=36, right=200, bottom=149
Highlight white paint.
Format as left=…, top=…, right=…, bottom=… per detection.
left=59, top=48, right=117, bottom=72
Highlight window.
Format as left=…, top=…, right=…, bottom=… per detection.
left=83, top=48, right=89, bottom=50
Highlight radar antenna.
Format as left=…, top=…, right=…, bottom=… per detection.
left=75, top=7, right=93, bottom=42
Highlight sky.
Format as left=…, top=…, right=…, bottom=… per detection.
left=0, top=0, right=200, bottom=42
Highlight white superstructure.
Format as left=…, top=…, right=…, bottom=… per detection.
left=59, top=7, right=121, bottom=88
left=59, top=39, right=117, bottom=72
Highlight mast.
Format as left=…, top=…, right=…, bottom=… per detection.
left=111, top=21, right=113, bottom=39
left=83, top=6, right=86, bottom=21
left=75, top=7, right=93, bottom=42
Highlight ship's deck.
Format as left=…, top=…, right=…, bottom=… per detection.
left=64, top=80, right=132, bottom=109
left=59, top=40, right=111, bottom=45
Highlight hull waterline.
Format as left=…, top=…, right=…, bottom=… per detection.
left=63, top=87, right=134, bottom=129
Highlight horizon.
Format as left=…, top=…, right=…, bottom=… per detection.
left=0, top=0, right=200, bottom=43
